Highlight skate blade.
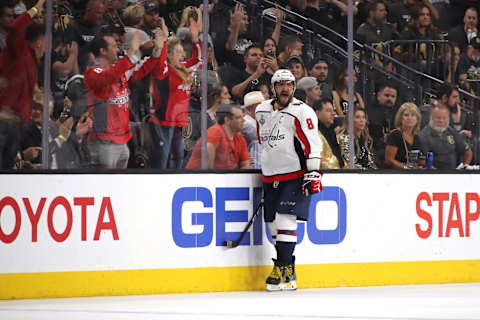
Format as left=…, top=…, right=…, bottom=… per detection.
left=266, top=283, right=282, bottom=292
left=282, top=280, right=297, bottom=291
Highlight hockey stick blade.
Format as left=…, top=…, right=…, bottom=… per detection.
left=226, top=239, right=240, bottom=248
left=225, top=199, right=263, bottom=249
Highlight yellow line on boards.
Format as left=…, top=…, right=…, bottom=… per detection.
left=1, top=260, right=480, bottom=300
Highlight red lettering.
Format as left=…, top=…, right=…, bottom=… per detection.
left=466, top=193, right=480, bottom=237
left=74, top=197, right=95, bottom=241
left=47, top=196, right=73, bottom=242
left=94, top=197, right=119, bottom=240
left=416, top=192, right=432, bottom=239
left=23, top=198, right=46, bottom=242
left=433, top=193, right=449, bottom=237
left=446, top=193, right=464, bottom=237
left=0, top=197, right=21, bottom=243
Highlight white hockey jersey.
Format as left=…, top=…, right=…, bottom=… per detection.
left=256, top=97, right=323, bottom=182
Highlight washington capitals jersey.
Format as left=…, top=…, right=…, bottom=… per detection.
left=256, top=98, right=323, bottom=182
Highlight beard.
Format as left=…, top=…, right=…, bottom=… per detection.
left=429, top=120, right=448, bottom=133
left=275, top=92, right=293, bottom=109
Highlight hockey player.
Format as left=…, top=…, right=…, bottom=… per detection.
left=256, top=69, right=323, bottom=291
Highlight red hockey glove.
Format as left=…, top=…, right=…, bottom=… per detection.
left=302, top=171, right=323, bottom=195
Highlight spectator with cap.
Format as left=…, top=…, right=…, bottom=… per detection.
left=287, top=55, right=307, bottom=82
left=186, top=104, right=251, bottom=170
left=297, top=76, right=322, bottom=107
left=241, top=91, right=265, bottom=169
left=141, top=1, right=160, bottom=39
left=313, top=98, right=344, bottom=169
left=227, top=44, right=271, bottom=102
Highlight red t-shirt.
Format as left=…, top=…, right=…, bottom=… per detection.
left=186, top=123, right=249, bottom=169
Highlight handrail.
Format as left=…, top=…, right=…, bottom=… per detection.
left=236, top=0, right=480, bottom=103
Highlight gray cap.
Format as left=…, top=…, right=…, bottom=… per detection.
left=297, top=77, right=319, bottom=91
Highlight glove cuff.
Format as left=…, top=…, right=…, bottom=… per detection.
left=306, top=158, right=320, bottom=172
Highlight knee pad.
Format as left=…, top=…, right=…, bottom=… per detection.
left=275, top=213, right=297, bottom=243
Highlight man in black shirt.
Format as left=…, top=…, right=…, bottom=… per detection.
left=366, top=82, right=399, bottom=167
left=356, top=0, right=399, bottom=45
left=226, top=44, right=271, bottom=102
left=448, top=7, right=478, bottom=53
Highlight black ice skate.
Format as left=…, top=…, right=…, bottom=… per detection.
left=266, top=259, right=283, bottom=291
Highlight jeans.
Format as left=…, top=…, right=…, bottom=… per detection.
left=149, top=123, right=184, bottom=169
left=87, top=139, right=130, bottom=169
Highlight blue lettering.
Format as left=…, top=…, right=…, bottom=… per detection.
left=171, top=187, right=213, bottom=248
left=307, top=187, right=347, bottom=244
left=171, top=186, right=347, bottom=247
left=215, top=188, right=249, bottom=246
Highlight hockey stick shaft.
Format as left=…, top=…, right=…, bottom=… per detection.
left=226, top=198, right=264, bottom=248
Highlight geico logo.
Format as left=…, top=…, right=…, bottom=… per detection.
left=171, top=186, right=347, bottom=248
left=0, top=196, right=119, bottom=244
left=416, top=192, right=480, bottom=239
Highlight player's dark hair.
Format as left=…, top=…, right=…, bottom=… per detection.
left=25, top=23, right=46, bottom=43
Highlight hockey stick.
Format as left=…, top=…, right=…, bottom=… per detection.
left=226, top=198, right=264, bottom=248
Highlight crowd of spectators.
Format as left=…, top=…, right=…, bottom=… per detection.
left=0, top=0, right=478, bottom=171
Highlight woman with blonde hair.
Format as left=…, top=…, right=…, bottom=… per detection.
left=149, top=17, right=203, bottom=169
left=337, top=106, right=377, bottom=169
left=122, top=4, right=153, bottom=57
left=177, top=5, right=203, bottom=33
left=384, top=102, right=424, bottom=169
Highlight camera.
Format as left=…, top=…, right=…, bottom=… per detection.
left=267, top=50, right=275, bottom=57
